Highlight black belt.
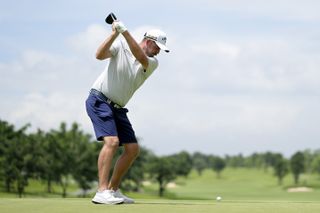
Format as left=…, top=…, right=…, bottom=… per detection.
left=90, top=89, right=122, bottom=109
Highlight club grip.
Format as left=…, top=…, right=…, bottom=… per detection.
left=105, top=13, right=117, bottom=24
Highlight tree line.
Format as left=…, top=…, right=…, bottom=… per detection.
left=195, top=150, right=320, bottom=186
left=1, top=119, right=320, bottom=198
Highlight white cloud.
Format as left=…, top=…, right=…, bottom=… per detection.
left=180, top=0, right=320, bottom=21
left=165, top=36, right=320, bottom=95
left=68, top=24, right=109, bottom=58
left=131, top=92, right=300, bottom=136
left=8, top=92, right=89, bottom=131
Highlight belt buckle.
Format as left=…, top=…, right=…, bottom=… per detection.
left=107, top=98, right=121, bottom=108
left=106, top=99, right=112, bottom=105
left=114, top=104, right=121, bottom=109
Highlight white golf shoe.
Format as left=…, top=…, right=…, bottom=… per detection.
left=113, top=189, right=135, bottom=204
left=92, top=190, right=124, bottom=205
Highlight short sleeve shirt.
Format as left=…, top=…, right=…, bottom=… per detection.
left=92, top=39, right=158, bottom=106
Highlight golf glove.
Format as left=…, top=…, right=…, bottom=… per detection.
left=114, top=21, right=127, bottom=33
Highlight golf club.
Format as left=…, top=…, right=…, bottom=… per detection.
left=105, top=13, right=117, bottom=24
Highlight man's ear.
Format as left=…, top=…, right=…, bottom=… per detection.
left=145, top=39, right=152, bottom=45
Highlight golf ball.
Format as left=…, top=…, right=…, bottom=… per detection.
left=216, top=196, right=222, bottom=201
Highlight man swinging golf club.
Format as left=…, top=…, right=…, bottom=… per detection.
left=85, top=15, right=169, bottom=204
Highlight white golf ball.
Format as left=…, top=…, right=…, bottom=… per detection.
left=216, top=196, right=222, bottom=201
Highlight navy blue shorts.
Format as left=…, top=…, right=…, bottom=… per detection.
left=85, top=91, right=137, bottom=145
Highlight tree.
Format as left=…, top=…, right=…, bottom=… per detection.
left=0, top=120, right=31, bottom=197
left=27, top=130, right=50, bottom=183
left=290, top=151, right=305, bottom=185
left=170, top=151, right=193, bottom=177
left=311, top=154, right=320, bottom=177
left=38, top=130, right=61, bottom=193
left=44, top=122, right=77, bottom=197
left=226, top=154, right=245, bottom=168
left=70, top=127, right=97, bottom=197
left=0, top=120, right=17, bottom=192
left=14, top=133, right=30, bottom=197
left=245, top=153, right=264, bottom=169
left=192, top=152, right=208, bottom=176
left=147, top=156, right=176, bottom=197
left=303, top=149, right=315, bottom=175
left=262, top=152, right=281, bottom=172
left=272, top=154, right=289, bottom=185
left=210, top=156, right=226, bottom=178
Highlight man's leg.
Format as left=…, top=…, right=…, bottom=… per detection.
left=97, top=136, right=120, bottom=191
left=92, top=136, right=124, bottom=204
left=109, top=143, right=140, bottom=190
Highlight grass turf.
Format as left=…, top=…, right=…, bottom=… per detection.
left=166, top=168, right=320, bottom=201
left=1, top=168, right=320, bottom=212
left=1, top=198, right=320, bottom=213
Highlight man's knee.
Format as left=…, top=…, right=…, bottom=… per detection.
left=125, top=143, right=140, bottom=159
left=103, top=136, right=120, bottom=149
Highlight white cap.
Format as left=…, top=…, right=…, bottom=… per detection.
left=144, top=29, right=170, bottom=53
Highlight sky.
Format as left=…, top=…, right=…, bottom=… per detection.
left=1, top=0, right=320, bottom=157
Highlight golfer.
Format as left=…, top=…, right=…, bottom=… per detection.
left=85, top=20, right=169, bottom=204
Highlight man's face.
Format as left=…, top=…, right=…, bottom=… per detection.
left=145, top=40, right=160, bottom=57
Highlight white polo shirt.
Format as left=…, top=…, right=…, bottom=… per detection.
left=92, top=39, right=158, bottom=107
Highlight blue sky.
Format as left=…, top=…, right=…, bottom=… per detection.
left=1, top=0, right=320, bottom=156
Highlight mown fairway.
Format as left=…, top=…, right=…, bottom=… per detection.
left=1, top=198, right=320, bottom=213
left=167, top=168, right=320, bottom=202
left=1, top=168, right=320, bottom=212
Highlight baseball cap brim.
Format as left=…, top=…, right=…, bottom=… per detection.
left=155, top=41, right=170, bottom=53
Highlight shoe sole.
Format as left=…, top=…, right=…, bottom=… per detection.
left=92, top=200, right=124, bottom=205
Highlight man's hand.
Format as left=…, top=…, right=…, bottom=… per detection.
left=113, top=21, right=127, bottom=34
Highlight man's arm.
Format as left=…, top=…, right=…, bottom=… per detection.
left=121, top=31, right=149, bottom=70
left=95, top=27, right=119, bottom=60
left=114, top=21, right=149, bottom=69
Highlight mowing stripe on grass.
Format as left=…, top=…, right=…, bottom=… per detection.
left=1, top=199, right=320, bottom=213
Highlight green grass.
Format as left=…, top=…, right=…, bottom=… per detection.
left=0, top=179, right=79, bottom=198
left=167, top=168, right=320, bottom=201
left=1, top=168, right=320, bottom=212
left=1, top=198, right=320, bottom=213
